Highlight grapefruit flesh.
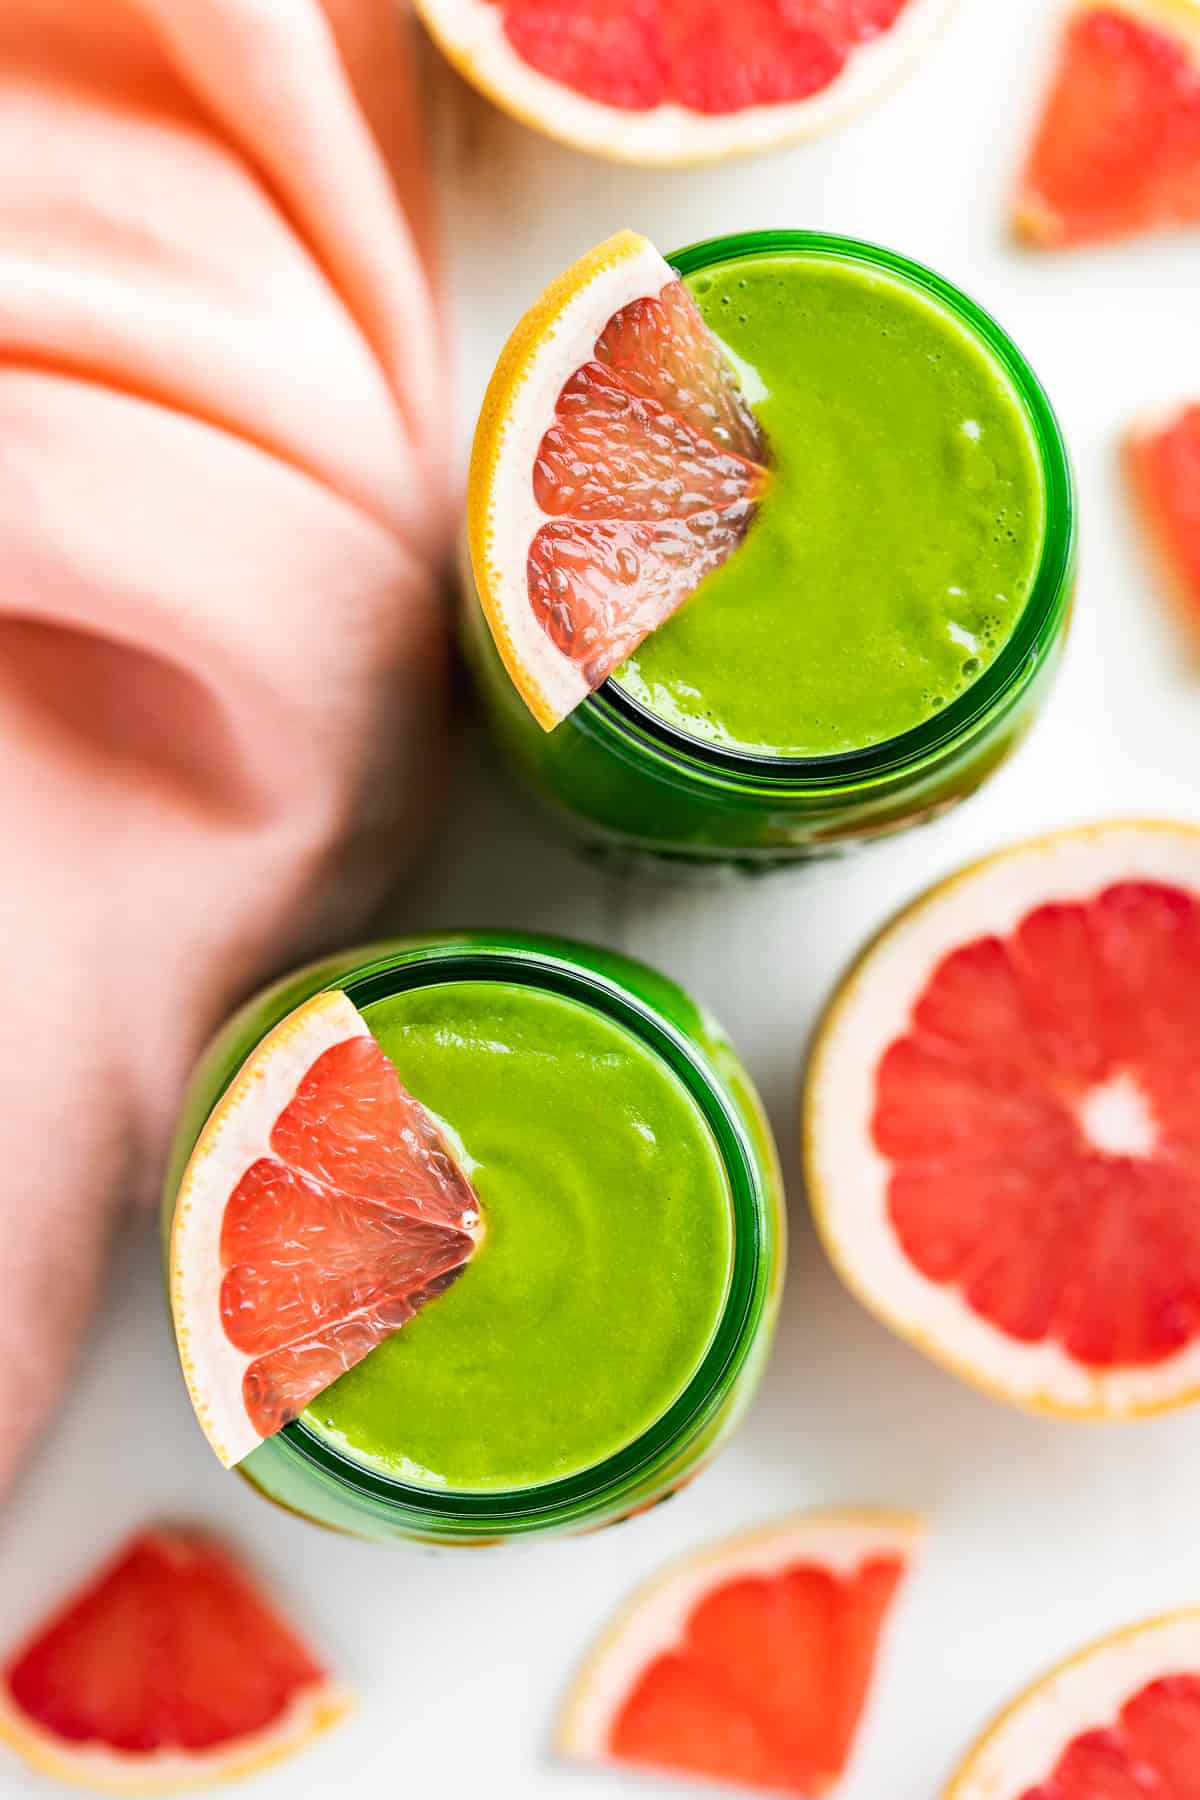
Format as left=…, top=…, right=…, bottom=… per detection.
left=171, top=990, right=483, bottom=1467
left=491, top=0, right=911, bottom=114
left=948, top=1613, right=1200, bottom=1800
left=468, top=231, right=771, bottom=729
left=0, top=1527, right=347, bottom=1791
left=529, top=276, right=769, bottom=692
left=877, top=879, right=1200, bottom=1370
left=560, top=1510, right=918, bottom=1796
left=1015, top=1, right=1200, bottom=248
left=1128, top=403, right=1200, bottom=636
left=806, top=822, right=1200, bottom=1415
left=1023, top=1677, right=1200, bottom=1798
left=414, top=0, right=952, bottom=164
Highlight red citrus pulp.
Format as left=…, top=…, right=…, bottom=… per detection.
left=1015, top=1, right=1200, bottom=248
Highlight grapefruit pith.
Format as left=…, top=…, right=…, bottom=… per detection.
left=947, top=1612, right=1200, bottom=1800
left=468, top=230, right=771, bottom=730
left=170, top=988, right=483, bottom=1467
left=805, top=821, right=1200, bottom=1418
left=1014, top=0, right=1200, bottom=248
left=415, top=0, right=955, bottom=165
left=1128, top=403, right=1200, bottom=639
left=0, top=1527, right=348, bottom=1794
left=559, top=1509, right=919, bottom=1794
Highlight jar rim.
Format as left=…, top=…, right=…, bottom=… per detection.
left=585, top=228, right=1077, bottom=791
left=269, top=935, right=770, bottom=1535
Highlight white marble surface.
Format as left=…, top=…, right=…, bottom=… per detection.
left=3, top=1, right=1199, bottom=1794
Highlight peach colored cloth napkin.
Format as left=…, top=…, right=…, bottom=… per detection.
left=0, top=0, right=452, bottom=1489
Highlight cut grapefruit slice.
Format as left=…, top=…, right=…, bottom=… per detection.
left=170, top=988, right=483, bottom=1467
left=1128, top=403, right=1200, bottom=638
left=806, top=820, right=1200, bottom=1418
left=467, top=229, right=771, bottom=730
left=559, top=1509, right=919, bottom=1795
left=1014, top=0, right=1200, bottom=249
left=947, top=1612, right=1200, bottom=1800
left=415, top=0, right=955, bottom=165
left=0, top=1526, right=348, bottom=1794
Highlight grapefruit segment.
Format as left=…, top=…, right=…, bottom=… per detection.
left=0, top=1527, right=348, bottom=1793
left=1014, top=0, right=1200, bottom=249
left=559, top=1509, right=919, bottom=1795
left=947, top=1613, right=1200, bottom=1800
left=1127, top=404, right=1200, bottom=640
left=468, top=230, right=770, bottom=728
left=806, top=821, right=1200, bottom=1416
left=414, top=0, right=955, bottom=165
left=171, top=989, right=483, bottom=1466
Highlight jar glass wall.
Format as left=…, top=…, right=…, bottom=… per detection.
left=464, top=231, right=1076, bottom=870
left=163, top=934, right=785, bottom=1545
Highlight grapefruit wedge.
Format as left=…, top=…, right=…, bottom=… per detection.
left=0, top=1527, right=348, bottom=1794
left=559, top=1509, right=919, bottom=1795
left=170, top=988, right=483, bottom=1467
left=467, top=229, right=771, bottom=730
left=1014, top=0, right=1200, bottom=248
left=415, top=0, right=954, bottom=165
left=947, top=1612, right=1200, bottom=1800
left=805, top=820, right=1200, bottom=1418
left=1128, top=403, right=1200, bottom=639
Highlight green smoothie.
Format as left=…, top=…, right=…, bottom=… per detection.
left=301, top=980, right=734, bottom=1492
left=613, top=251, right=1047, bottom=757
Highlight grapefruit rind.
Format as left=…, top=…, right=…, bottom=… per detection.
left=170, top=989, right=373, bottom=1469
left=414, top=0, right=958, bottom=167
left=0, top=1678, right=351, bottom=1797
left=1014, top=0, right=1200, bottom=248
left=946, top=1611, right=1200, bottom=1800
left=558, top=1508, right=922, bottom=1765
left=805, top=819, right=1200, bottom=1419
left=467, top=230, right=675, bottom=730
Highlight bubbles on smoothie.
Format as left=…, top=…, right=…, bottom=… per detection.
left=692, top=275, right=712, bottom=295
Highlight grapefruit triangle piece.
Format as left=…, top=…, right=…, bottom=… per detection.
left=806, top=819, right=1200, bottom=1417
left=947, top=1611, right=1200, bottom=1800
left=1127, top=403, right=1200, bottom=639
left=1014, top=0, right=1200, bottom=248
left=414, top=0, right=955, bottom=166
left=559, top=1509, right=920, bottom=1795
left=170, top=988, right=484, bottom=1467
left=0, top=1526, right=349, bottom=1794
left=468, top=229, right=771, bottom=730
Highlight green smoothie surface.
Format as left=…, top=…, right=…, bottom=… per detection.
left=301, top=980, right=733, bottom=1492
left=612, top=251, right=1047, bottom=757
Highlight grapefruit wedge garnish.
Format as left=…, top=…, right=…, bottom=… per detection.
left=1128, top=403, right=1200, bottom=640
left=415, top=0, right=955, bottom=165
left=806, top=820, right=1200, bottom=1418
left=559, top=1509, right=920, bottom=1795
left=170, top=989, right=483, bottom=1467
left=467, top=230, right=772, bottom=730
left=947, top=1611, right=1200, bottom=1800
left=0, top=1526, right=348, bottom=1793
left=1014, top=0, right=1200, bottom=248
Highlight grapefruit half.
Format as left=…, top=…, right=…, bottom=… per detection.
left=0, top=1527, right=348, bottom=1794
left=1128, top=403, right=1200, bottom=640
left=468, top=229, right=771, bottom=730
left=415, top=0, right=955, bottom=165
left=805, top=820, right=1200, bottom=1418
left=947, top=1611, right=1200, bottom=1800
left=1014, top=0, right=1200, bottom=248
left=559, top=1508, right=919, bottom=1794
left=170, top=988, right=483, bottom=1467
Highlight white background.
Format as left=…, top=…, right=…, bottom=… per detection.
left=2, top=0, right=1199, bottom=1794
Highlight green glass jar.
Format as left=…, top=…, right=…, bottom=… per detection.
left=464, top=231, right=1076, bottom=870
left=163, top=933, right=785, bottom=1545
